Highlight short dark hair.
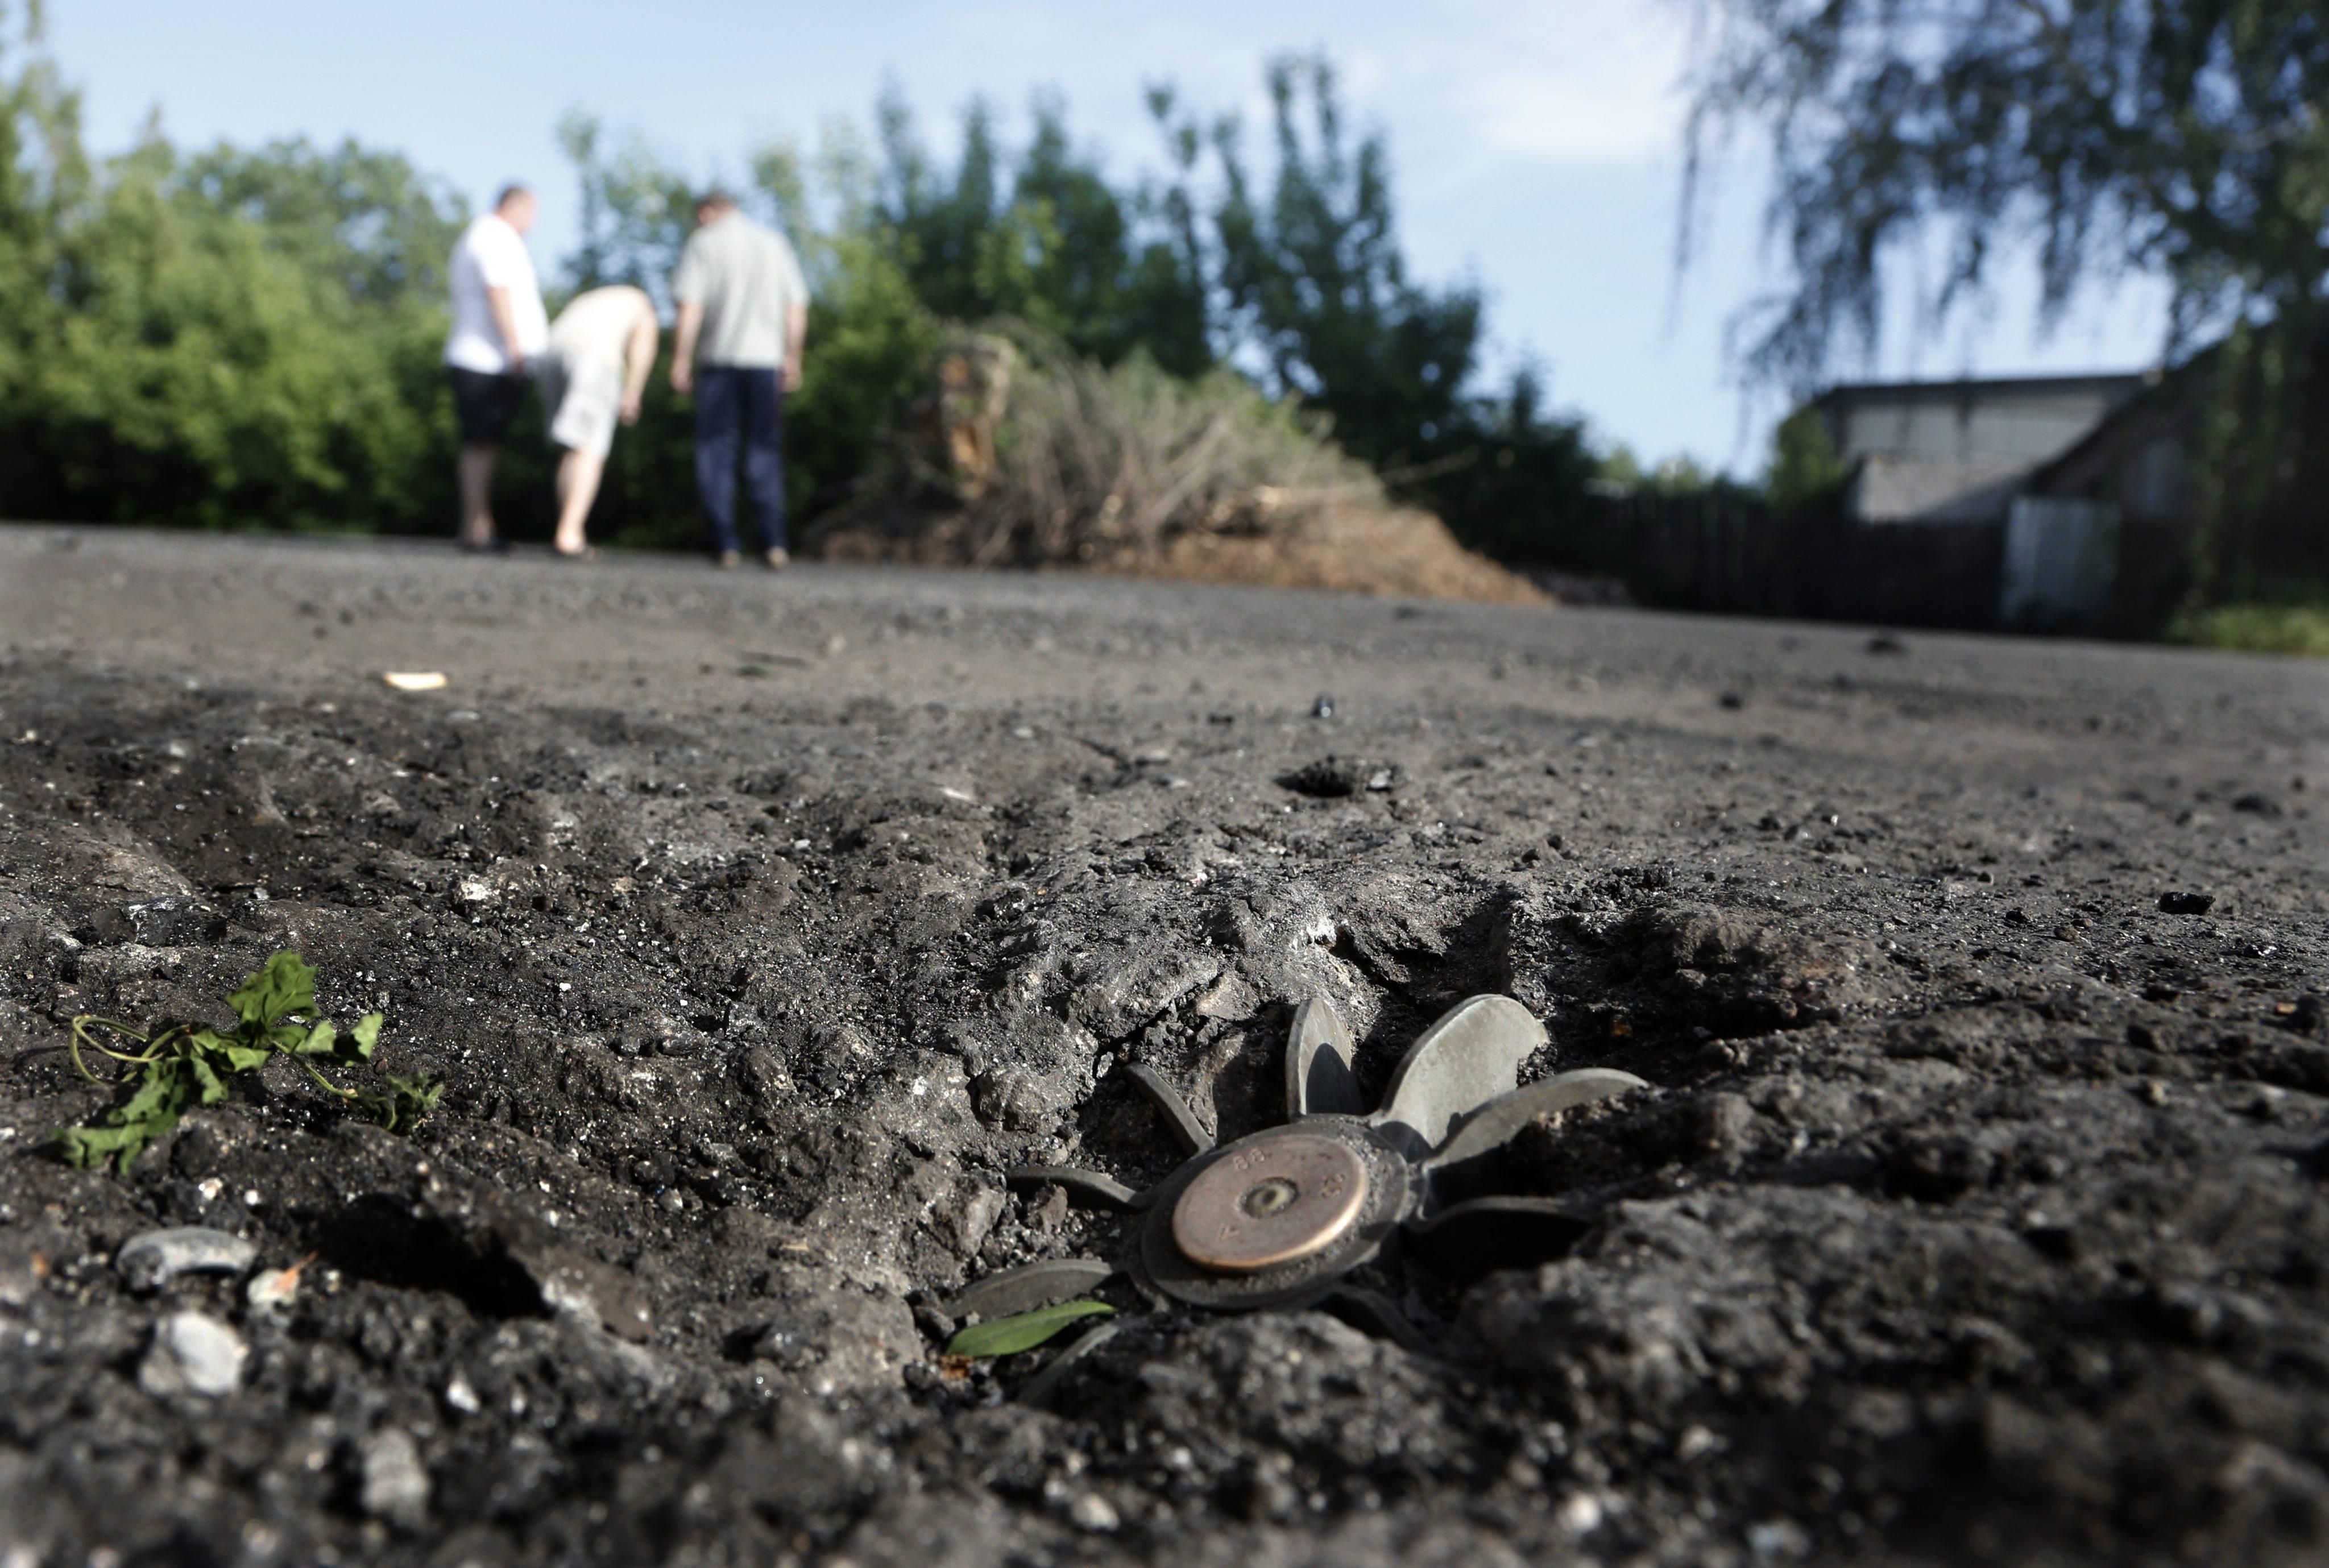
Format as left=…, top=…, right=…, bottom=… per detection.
left=494, top=182, right=533, bottom=210
left=695, top=188, right=738, bottom=212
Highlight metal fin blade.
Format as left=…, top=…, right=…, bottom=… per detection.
left=1402, top=1196, right=1594, bottom=1279
left=1318, top=1286, right=1434, bottom=1355
left=1368, top=995, right=1548, bottom=1152
left=1018, top=1319, right=1123, bottom=1409
left=1005, top=1164, right=1151, bottom=1210
left=1126, top=1063, right=1213, bottom=1155
left=1420, top=1068, right=1649, bottom=1199
left=1286, top=994, right=1364, bottom=1119
left=948, top=1257, right=1116, bottom=1322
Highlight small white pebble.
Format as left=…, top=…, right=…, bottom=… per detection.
left=1749, top=1519, right=1811, bottom=1559
left=246, top=1263, right=306, bottom=1311
left=1677, top=1424, right=1723, bottom=1461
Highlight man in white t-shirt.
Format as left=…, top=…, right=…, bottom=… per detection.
left=537, top=285, right=658, bottom=558
left=443, top=184, right=549, bottom=551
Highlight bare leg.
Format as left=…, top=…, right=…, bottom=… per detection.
left=553, top=448, right=607, bottom=555
left=457, top=445, right=499, bottom=546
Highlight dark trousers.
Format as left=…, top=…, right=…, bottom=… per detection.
left=694, top=366, right=786, bottom=554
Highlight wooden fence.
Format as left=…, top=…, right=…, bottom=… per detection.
left=1551, top=492, right=2009, bottom=629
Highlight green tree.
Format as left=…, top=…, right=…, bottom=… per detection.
left=867, top=89, right=1211, bottom=375
left=1423, top=365, right=1602, bottom=563
left=1139, top=54, right=1601, bottom=560
left=1, top=11, right=462, bottom=530
left=1763, top=404, right=1847, bottom=515
left=556, top=110, right=693, bottom=300
left=24, top=138, right=455, bottom=528
left=0, top=1, right=89, bottom=490
left=1181, top=54, right=1481, bottom=470
left=175, top=137, right=465, bottom=308
left=1688, top=0, right=2329, bottom=385
left=1011, top=94, right=1210, bottom=374
left=1686, top=0, right=2329, bottom=584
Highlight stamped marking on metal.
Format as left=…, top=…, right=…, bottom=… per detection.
left=1171, top=1133, right=1369, bottom=1271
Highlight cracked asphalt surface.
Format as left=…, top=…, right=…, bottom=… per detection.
left=1, top=523, right=2326, bottom=1566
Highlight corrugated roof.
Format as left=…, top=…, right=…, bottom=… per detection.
left=1817, top=372, right=2150, bottom=406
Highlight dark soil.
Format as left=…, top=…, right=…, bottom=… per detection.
left=2, top=524, right=2325, bottom=1567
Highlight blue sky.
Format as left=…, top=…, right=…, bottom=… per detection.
left=45, top=0, right=2171, bottom=475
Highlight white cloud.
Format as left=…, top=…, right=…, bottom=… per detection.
left=1345, top=2, right=1695, bottom=168
left=1472, top=55, right=1686, bottom=162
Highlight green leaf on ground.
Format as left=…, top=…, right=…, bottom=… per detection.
left=945, top=1300, right=1116, bottom=1359
left=229, top=951, right=317, bottom=1026
left=358, top=1071, right=444, bottom=1134
left=210, top=1034, right=274, bottom=1073
left=57, top=1119, right=166, bottom=1174
left=57, top=951, right=434, bottom=1172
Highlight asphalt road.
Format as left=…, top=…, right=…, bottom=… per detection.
left=2, top=524, right=2326, bottom=1567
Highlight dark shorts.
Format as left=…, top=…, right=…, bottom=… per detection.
left=448, top=366, right=529, bottom=445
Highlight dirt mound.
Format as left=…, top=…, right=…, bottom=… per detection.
left=815, top=497, right=1544, bottom=603
left=1113, top=502, right=1544, bottom=602
left=805, top=327, right=1544, bottom=604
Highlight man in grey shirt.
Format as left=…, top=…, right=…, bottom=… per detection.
left=670, top=191, right=810, bottom=568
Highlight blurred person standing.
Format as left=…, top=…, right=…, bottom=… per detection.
left=444, top=184, right=549, bottom=552
left=669, top=190, right=809, bottom=569
left=537, top=285, right=658, bottom=559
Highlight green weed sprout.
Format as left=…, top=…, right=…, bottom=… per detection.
left=57, top=951, right=441, bottom=1173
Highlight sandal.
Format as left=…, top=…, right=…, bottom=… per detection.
left=553, top=544, right=600, bottom=562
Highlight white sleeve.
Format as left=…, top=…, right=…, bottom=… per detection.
left=777, top=235, right=808, bottom=306
left=671, top=237, right=705, bottom=304
left=475, top=224, right=530, bottom=289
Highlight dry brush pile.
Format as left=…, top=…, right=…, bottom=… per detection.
left=809, top=328, right=1541, bottom=603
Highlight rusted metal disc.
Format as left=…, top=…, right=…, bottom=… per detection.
left=1170, top=1133, right=1369, bottom=1272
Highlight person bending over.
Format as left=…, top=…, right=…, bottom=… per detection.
left=442, top=184, right=548, bottom=551
left=669, top=190, right=809, bottom=569
left=538, top=285, right=658, bottom=558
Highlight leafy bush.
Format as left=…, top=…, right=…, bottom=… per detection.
left=972, top=326, right=1381, bottom=565
left=0, top=22, right=465, bottom=531
left=809, top=323, right=1390, bottom=568
left=1762, top=404, right=1849, bottom=517
left=2167, top=603, right=2329, bottom=657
